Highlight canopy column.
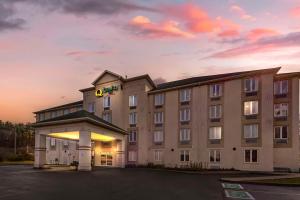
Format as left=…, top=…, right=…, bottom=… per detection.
left=78, top=130, right=92, bottom=171
left=115, top=139, right=126, bottom=168
left=34, top=133, right=46, bottom=168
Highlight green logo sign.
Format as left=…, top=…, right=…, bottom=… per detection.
left=95, top=85, right=118, bottom=97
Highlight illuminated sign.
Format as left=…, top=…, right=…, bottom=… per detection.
left=95, top=85, right=119, bottom=97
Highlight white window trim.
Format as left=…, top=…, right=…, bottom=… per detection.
left=103, top=96, right=111, bottom=108
left=180, top=150, right=190, bottom=162
left=128, top=151, right=137, bottom=162
left=179, top=129, right=191, bottom=142
left=244, top=149, right=259, bottom=163
left=274, top=103, right=288, bottom=117
left=210, top=84, right=222, bottom=98
left=154, top=112, right=164, bottom=124
left=243, top=124, right=259, bottom=139
left=128, top=130, right=137, bottom=143
left=180, top=89, right=191, bottom=102
left=129, top=112, right=137, bottom=125
left=179, top=108, right=191, bottom=122
left=153, top=131, right=164, bottom=143
left=274, top=126, right=288, bottom=139
left=209, top=105, right=222, bottom=119
left=209, top=149, right=221, bottom=163
left=244, top=78, right=258, bottom=93
left=129, top=95, right=137, bottom=107
left=244, top=101, right=259, bottom=115
left=209, top=127, right=222, bottom=140
left=154, top=94, right=164, bottom=106
left=154, top=150, right=163, bottom=162
left=274, top=80, right=288, bottom=95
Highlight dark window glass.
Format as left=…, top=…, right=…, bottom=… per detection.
left=282, top=126, right=288, bottom=138
left=252, top=150, right=258, bottom=162
left=245, top=150, right=251, bottom=162
left=275, top=127, right=281, bottom=138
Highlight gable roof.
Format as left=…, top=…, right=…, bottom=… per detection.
left=124, top=74, right=156, bottom=88
left=33, top=110, right=127, bottom=135
left=92, top=70, right=124, bottom=85
left=150, top=67, right=281, bottom=93
left=34, top=100, right=83, bottom=114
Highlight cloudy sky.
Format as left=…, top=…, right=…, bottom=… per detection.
left=1, top=0, right=300, bottom=122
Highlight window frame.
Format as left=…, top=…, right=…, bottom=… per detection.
left=129, top=95, right=137, bottom=107
left=179, top=128, right=191, bottom=142
left=244, top=78, right=258, bottom=93
left=179, top=108, right=191, bottom=122
left=274, top=80, right=288, bottom=95
left=128, top=151, right=137, bottom=162
left=209, top=105, right=222, bottom=119
left=154, top=93, right=164, bottom=106
left=244, top=101, right=259, bottom=116
left=154, top=112, right=164, bottom=124
left=274, top=103, right=288, bottom=118
left=180, top=150, right=190, bottom=162
left=244, top=149, right=258, bottom=163
left=128, top=130, right=137, bottom=143
left=88, top=102, right=95, bottom=113
left=274, top=126, right=288, bottom=139
left=209, top=127, right=222, bottom=140
left=209, top=149, right=221, bottom=163
left=210, top=84, right=222, bottom=98
left=154, top=150, right=163, bottom=162
left=153, top=131, right=164, bottom=143
left=179, top=89, right=191, bottom=102
left=103, top=96, right=111, bottom=108
left=243, top=124, right=259, bottom=139
left=129, top=112, right=137, bottom=125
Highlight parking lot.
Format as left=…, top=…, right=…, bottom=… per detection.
left=0, top=165, right=299, bottom=200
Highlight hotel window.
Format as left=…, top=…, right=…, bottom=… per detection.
left=243, top=124, right=259, bottom=139
left=209, top=127, right=222, bottom=140
left=88, top=102, right=95, bottom=113
left=209, top=149, right=220, bottom=163
left=209, top=105, right=222, bottom=119
left=63, top=140, right=68, bottom=147
left=154, top=131, right=164, bottom=143
left=63, top=109, right=69, bottom=115
left=154, top=150, right=163, bottom=162
left=103, top=112, right=112, bottom=123
left=128, top=130, right=137, bottom=143
left=50, top=138, right=56, bottom=147
left=129, top=95, right=137, bottom=107
left=39, top=113, right=45, bottom=121
left=179, top=89, right=191, bottom=102
left=274, top=126, right=288, bottom=139
left=274, top=103, right=288, bottom=118
left=129, top=112, right=137, bottom=125
left=103, top=96, right=111, bottom=108
left=244, top=149, right=258, bottom=163
left=128, top=151, right=137, bottom=162
left=244, top=78, right=258, bottom=93
left=274, top=80, right=288, bottom=95
left=179, top=108, right=190, bottom=122
left=180, top=150, right=190, bottom=162
left=179, top=128, right=191, bottom=142
left=51, top=111, right=57, bottom=118
left=154, top=112, right=164, bottom=124
left=210, top=84, right=222, bottom=98
left=154, top=93, right=164, bottom=106
left=244, top=101, right=258, bottom=116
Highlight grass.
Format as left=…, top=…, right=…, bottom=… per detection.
left=250, top=177, right=300, bottom=185
left=0, top=160, right=34, bottom=165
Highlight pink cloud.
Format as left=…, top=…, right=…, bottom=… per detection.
left=290, top=6, right=300, bottom=17
left=127, top=16, right=195, bottom=39
left=247, top=28, right=279, bottom=41
left=65, top=50, right=112, bottom=57
left=230, top=5, right=256, bottom=21
left=207, top=31, right=300, bottom=58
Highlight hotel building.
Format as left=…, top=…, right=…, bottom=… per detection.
left=33, top=67, right=300, bottom=172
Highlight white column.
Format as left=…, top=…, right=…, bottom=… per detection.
left=78, top=130, right=92, bottom=171
left=115, top=139, right=125, bottom=168
left=34, top=133, right=46, bottom=168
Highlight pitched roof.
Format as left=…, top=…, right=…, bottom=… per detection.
left=33, top=110, right=127, bottom=135
left=34, top=100, right=83, bottom=114
left=92, top=70, right=124, bottom=85
left=124, top=74, right=156, bottom=88
left=151, top=67, right=281, bottom=92
left=275, top=72, right=300, bottom=79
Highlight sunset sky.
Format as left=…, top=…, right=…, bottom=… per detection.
left=1, top=0, right=300, bottom=123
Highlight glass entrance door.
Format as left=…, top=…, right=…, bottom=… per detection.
left=100, top=153, right=113, bottom=166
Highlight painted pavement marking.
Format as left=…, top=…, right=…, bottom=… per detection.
left=222, top=183, right=244, bottom=190
left=224, top=189, right=255, bottom=200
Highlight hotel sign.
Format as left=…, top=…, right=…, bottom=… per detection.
left=95, top=85, right=119, bottom=97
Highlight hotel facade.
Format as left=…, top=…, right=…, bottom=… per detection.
left=33, top=67, right=300, bottom=172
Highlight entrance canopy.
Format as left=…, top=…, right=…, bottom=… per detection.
left=33, top=110, right=127, bottom=171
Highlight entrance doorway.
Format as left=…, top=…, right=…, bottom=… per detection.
left=100, top=153, right=113, bottom=166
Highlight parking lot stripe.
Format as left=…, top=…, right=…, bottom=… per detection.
left=224, top=189, right=255, bottom=200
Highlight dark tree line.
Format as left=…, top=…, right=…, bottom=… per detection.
left=0, top=120, right=34, bottom=153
